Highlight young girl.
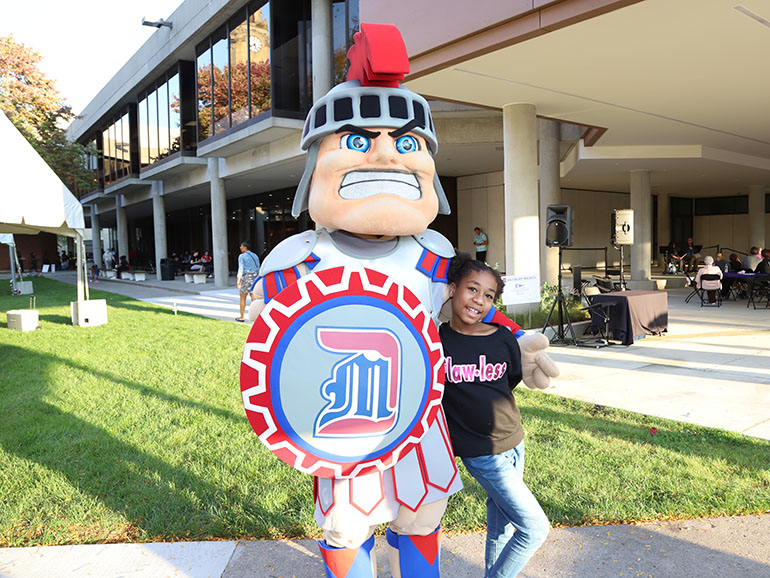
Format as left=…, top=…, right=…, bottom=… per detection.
left=440, top=253, right=550, bottom=578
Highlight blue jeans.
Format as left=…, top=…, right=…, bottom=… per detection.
left=462, top=441, right=550, bottom=578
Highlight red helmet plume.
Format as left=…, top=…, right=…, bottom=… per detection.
left=346, top=23, right=410, bottom=88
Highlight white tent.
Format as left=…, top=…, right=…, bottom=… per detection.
left=0, top=110, right=104, bottom=326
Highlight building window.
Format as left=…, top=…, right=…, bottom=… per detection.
left=332, top=0, right=359, bottom=84
left=197, top=2, right=273, bottom=143
left=139, top=67, right=189, bottom=168
left=99, top=110, right=133, bottom=185
left=197, top=44, right=213, bottom=141
left=694, top=196, right=748, bottom=216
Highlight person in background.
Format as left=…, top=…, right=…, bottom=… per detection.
left=741, top=247, right=761, bottom=272
left=116, top=255, right=130, bottom=273
left=713, top=251, right=728, bottom=272
left=103, top=248, right=115, bottom=270
left=201, top=250, right=213, bottom=277
left=721, top=253, right=744, bottom=299
left=754, top=248, right=770, bottom=274
left=235, top=240, right=260, bottom=322
left=474, top=227, right=489, bottom=262
left=695, top=255, right=722, bottom=304
left=680, top=237, right=699, bottom=273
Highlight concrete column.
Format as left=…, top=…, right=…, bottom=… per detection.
left=538, top=118, right=560, bottom=285
left=152, top=181, right=168, bottom=278
left=311, top=0, right=333, bottom=102
left=748, top=185, right=766, bottom=250
left=657, top=192, right=670, bottom=246
left=656, top=192, right=670, bottom=268
left=91, top=211, right=103, bottom=269
left=503, top=103, right=540, bottom=280
left=630, top=170, right=652, bottom=281
left=208, top=159, right=229, bottom=288
left=116, top=195, right=129, bottom=262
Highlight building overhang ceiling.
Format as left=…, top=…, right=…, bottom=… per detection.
left=403, top=0, right=770, bottom=196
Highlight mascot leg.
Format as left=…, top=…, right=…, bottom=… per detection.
left=386, top=499, right=447, bottom=578
left=318, top=533, right=376, bottom=578
left=386, top=525, right=442, bottom=578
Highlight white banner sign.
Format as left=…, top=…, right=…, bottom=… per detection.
left=501, top=274, right=541, bottom=305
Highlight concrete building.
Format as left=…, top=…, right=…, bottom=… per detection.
left=71, top=0, right=770, bottom=289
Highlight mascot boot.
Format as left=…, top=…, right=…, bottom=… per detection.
left=386, top=526, right=442, bottom=578
left=318, top=534, right=376, bottom=578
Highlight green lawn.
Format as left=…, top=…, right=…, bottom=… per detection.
left=1, top=278, right=768, bottom=546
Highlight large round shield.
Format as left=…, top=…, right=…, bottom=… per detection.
left=240, top=266, right=445, bottom=479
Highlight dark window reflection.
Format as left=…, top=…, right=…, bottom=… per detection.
left=197, top=45, right=212, bottom=140
left=212, top=27, right=230, bottom=134
left=139, top=97, right=149, bottom=167
left=249, top=3, right=271, bottom=117
left=332, top=0, right=359, bottom=84
left=169, top=73, right=181, bottom=154
left=148, top=89, right=158, bottom=162
left=230, top=14, right=249, bottom=126
left=158, top=81, right=170, bottom=158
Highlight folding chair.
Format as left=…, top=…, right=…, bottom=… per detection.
left=684, top=271, right=703, bottom=303
left=593, top=276, right=615, bottom=293
left=698, top=274, right=722, bottom=307
left=580, top=285, right=617, bottom=346
left=747, top=274, right=770, bottom=309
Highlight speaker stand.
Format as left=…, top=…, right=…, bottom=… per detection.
left=618, top=245, right=626, bottom=291
left=542, top=246, right=578, bottom=346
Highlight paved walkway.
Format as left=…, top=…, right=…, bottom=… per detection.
left=2, top=270, right=769, bottom=577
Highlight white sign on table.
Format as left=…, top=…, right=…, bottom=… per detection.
left=501, top=274, right=541, bottom=305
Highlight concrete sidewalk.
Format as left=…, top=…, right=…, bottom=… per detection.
left=2, top=515, right=768, bottom=577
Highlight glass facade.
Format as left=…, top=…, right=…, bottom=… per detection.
left=139, top=69, right=185, bottom=168
left=197, top=3, right=273, bottom=141
left=102, top=110, right=132, bottom=185
left=332, top=0, right=359, bottom=84
left=198, top=0, right=338, bottom=143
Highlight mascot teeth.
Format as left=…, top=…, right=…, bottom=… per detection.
left=340, top=171, right=421, bottom=200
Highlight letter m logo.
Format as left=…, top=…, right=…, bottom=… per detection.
left=314, top=328, right=402, bottom=438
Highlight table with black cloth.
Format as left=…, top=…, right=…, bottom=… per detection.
left=590, top=290, right=668, bottom=345
left=721, top=271, right=755, bottom=299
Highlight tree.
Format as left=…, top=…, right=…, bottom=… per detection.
left=0, top=35, right=96, bottom=195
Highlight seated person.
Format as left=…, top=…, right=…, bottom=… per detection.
left=754, top=248, right=770, bottom=274
left=680, top=237, right=699, bottom=273
left=200, top=250, right=213, bottom=275
left=713, top=252, right=728, bottom=273
left=722, top=253, right=745, bottom=298
left=695, top=255, right=722, bottom=303
left=189, top=250, right=203, bottom=271
left=116, top=256, right=130, bottom=273
left=741, top=247, right=761, bottom=272
left=667, top=241, right=682, bottom=273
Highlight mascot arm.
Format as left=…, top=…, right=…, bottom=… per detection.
left=517, top=333, right=560, bottom=390
left=247, top=262, right=311, bottom=322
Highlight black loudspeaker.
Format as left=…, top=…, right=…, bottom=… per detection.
left=545, top=204, right=573, bottom=247
left=611, top=209, right=634, bottom=245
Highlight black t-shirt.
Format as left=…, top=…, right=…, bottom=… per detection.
left=439, top=323, right=524, bottom=457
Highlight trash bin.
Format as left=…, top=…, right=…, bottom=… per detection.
left=160, top=259, right=175, bottom=281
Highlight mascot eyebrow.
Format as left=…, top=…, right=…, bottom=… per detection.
left=388, top=119, right=422, bottom=138
left=335, top=124, right=381, bottom=139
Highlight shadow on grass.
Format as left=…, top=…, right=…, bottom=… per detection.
left=38, top=313, right=74, bottom=326
left=0, top=343, right=303, bottom=546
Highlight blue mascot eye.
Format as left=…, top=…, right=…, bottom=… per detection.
left=341, top=134, right=371, bottom=152
left=395, top=135, right=419, bottom=154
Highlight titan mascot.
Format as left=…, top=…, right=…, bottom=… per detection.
left=240, top=23, right=559, bottom=578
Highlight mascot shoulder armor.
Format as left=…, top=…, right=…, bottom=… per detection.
left=413, top=230, right=455, bottom=259
left=260, top=230, right=319, bottom=276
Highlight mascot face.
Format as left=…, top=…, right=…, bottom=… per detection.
left=308, top=124, right=439, bottom=237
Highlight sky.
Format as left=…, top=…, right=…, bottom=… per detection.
left=2, top=0, right=184, bottom=116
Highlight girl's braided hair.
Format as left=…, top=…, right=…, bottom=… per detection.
left=448, top=252, right=504, bottom=301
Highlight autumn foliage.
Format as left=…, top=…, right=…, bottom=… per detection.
left=0, top=35, right=96, bottom=196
